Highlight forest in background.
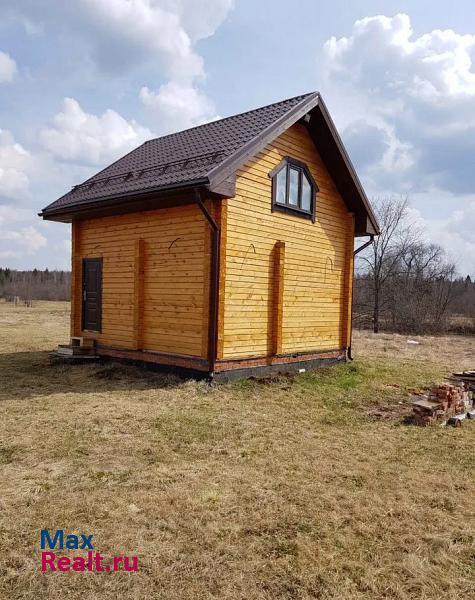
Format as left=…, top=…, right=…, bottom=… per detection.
left=0, top=268, right=71, bottom=303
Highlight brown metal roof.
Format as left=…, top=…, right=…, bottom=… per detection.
left=40, top=92, right=379, bottom=235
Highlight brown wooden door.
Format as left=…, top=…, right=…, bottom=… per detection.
left=82, top=258, right=102, bottom=332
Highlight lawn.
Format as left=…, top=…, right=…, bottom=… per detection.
left=0, top=300, right=474, bottom=600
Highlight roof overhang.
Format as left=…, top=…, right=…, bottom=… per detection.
left=40, top=92, right=378, bottom=235
left=39, top=180, right=232, bottom=223
left=39, top=177, right=235, bottom=223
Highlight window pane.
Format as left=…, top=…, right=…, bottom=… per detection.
left=275, top=167, right=287, bottom=204
left=288, top=167, right=299, bottom=206
left=301, top=173, right=312, bottom=212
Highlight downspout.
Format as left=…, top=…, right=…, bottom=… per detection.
left=195, top=189, right=220, bottom=378
left=348, top=234, right=374, bottom=361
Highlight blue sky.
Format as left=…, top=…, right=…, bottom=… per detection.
left=0, top=0, right=474, bottom=276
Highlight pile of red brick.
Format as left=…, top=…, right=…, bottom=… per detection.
left=412, top=382, right=473, bottom=426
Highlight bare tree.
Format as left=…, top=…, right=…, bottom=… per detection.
left=357, top=197, right=419, bottom=333
left=388, top=242, right=456, bottom=332
left=354, top=197, right=462, bottom=334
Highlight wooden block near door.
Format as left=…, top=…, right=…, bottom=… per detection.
left=70, top=336, right=96, bottom=348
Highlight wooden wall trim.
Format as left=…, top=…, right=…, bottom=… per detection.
left=195, top=193, right=220, bottom=369
left=133, top=238, right=145, bottom=350
left=70, top=221, right=82, bottom=337
left=201, top=207, right=212, bottom=358
left=216, top=199, right=228, bottom=359
left=344, top=213, right=355, bottom=349
left=272, top=240, right=285, bottom=355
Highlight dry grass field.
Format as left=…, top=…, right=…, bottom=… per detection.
left=0, top=300, right=474, bottom=600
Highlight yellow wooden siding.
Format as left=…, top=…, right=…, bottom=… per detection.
left=220, top=123, right=354, bottom=359
left=72, top=204, right=210, bottom=357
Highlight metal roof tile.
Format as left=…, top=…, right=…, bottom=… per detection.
left=41, top=93, right=315, bottom=214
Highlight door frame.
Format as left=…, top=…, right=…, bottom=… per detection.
left=81, top=257, right=103, bottom=332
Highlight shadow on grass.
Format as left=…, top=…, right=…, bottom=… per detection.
left=0, top=348, right=436, bottom=428
left=0, top=350, right=192, bottom=401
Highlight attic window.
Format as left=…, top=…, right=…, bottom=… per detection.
left=269, top=157, right=318, bottom=222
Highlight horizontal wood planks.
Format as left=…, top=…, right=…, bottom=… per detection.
left=73, top=203, right=210, bottom=357
left=221, top=123, right=353, bottom=358
left=69, top=122, right=354, bottom=367
left=343, top=213, right=355, bottom=349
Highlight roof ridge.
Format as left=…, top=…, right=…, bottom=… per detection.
left=143, top=91, right=317, bottom=145
left=206, top=91, right=320, bottom=186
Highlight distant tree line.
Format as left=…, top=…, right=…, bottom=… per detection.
left=0, top=268, right=71, bottom=303
left=353, top=197, right=475, bottom=334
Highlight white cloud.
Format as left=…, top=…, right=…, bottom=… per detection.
left=5, top=1, right=233, bottom=137
left=324, top=14, right=475, bottom=101
left=407, top=201, right=475, bottom=277
left=140, top=82, right=218, bottom=133
left=323, top=14, right=475, bottom=194
left=4, top=1, right=233, bottom=82
left=439, top=200, right=475, bottom=272
left=0, top=205, right=33, bottom=226
left=0, top=225, right=47, bottom=258
left=39, top=97, right=153, bottom=166
left=159, top=0, right=234, bottom=43
left=0, top=129, right=31, bottom=201
left=0, top=3, right=234, bottom=268
left=74, top=0, right=204, bottom=82
left=322, top=14, right=475, bottom=274
left=0, top=51, right=17, bottom=82
left=0, top=130, right=55, bottom=263
left=343, top=120, right=414, bottom=177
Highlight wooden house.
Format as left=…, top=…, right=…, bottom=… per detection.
left=40, top=92, right=379, bottom=380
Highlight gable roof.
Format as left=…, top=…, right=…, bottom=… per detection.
left=40, top=92, right=379, bottom=235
